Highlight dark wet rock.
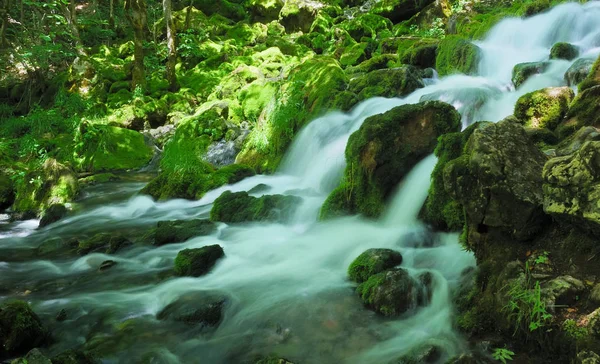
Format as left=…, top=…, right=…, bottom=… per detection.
left=56, top=309, right=67, bottom=322
left=99, top=260, right=117, bottom=271
left=11, top=348, right=52, bottom=364
left=395, top=343, right=442, bottom=363
left=555, top=126, right=600, bottom=157
left=565, top=58, right=595, bottom=87
left=174, top=245, right=225, bottom=277
left=248, top=183, right=271, bottom=194
left=154, top=219, right=217, bottom=246
left=39, top=204, right=68, bottom=228
left=321, top=101, right=461, bottom=219
left=210, top=191, right=300, bottom=224
left=254, top=356, right=295, bottom=364
left=445, top=118, right=548, bottom=247
left=512, top=61, right=550, bottom=88
left=0, top=170, right=15, bottom=212
left=348, top=248, right=403, bottom=283
left=357, top=268, right=424, bottom=316
left=540, top=275, right=585, bottom=312
left=0, top=300, right=48, bottom=358
left=37, top=237, right=79, bottom=258
left=550, top=42, right=579, bottom=61
left=77, top=233, right=131, bottom=255
left=51, top=349, right=98, bottom=364
left=157, top=292, right=226, bottom=327
left=558, top=85, right=600, bottom=139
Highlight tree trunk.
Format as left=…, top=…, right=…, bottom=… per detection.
left=109, top=0, right=115, bottom=29
left=0, top=0, right=10, bottom=49
left=125, top=0, right=147, bottom=93
left=63, top=0, right=85, bottom=55
left=184, top=0, right=193, bottom=30
left=163, top=0, right=178, bottom=91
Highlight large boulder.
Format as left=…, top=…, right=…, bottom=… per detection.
left=444, top=118, right=548, bottom=248
left=435, top=36, right=480, bottom=76
left=210, top=191, right=300, bottom=223
left=246, top=0, right=285, bottom=22
left=543, top=141, right=600, bottom=235
left=356, top=268, right=428, bottom=316
left=512, top=61, right=550, bottom=88
left=320, top=101, right=461, bottom=219
left=0, top=301, right=48, bottom=358
left=39, top=204, right=68, bottom=228
left=154, top=219, right=217, bottom=246
left=347, top=66, right=424, bottom=100
left=174, top=245, right=225, bottom=277
left=371, top=0, right=435, bottom=23
left=550, top=42, right=579, bottom=61
left=348, top=248, right=403, bottom=283
left=157, top=291, right=226, bottom=327
left=514, top=87, right=574, bottom=131
left=565, top=58, right=594, bottom=87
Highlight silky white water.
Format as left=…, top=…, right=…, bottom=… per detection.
left=1, top=2, right=600, bottom=362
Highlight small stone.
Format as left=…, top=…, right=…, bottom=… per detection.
left=99, top=260, right=117, bottom=272
left=174, top=245, right=225, bottom=277
left=56, top=309, right=67, bottom=322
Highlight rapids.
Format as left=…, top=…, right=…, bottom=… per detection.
left=1, top=2, right=600, bottom=363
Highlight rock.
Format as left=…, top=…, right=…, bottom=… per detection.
left=174, top=245, right=224, bottom=277
left=445, top=118, right=549, bottom=246
left=512, top=61, right=550, bottom=88
left=550, top=42, right=579, bottom=61
left=565, top=58, right=595, bottom=87
left=320, top=101, right=461, bottom=219
left=543, top=141, right=600, bottom=235
left=590, top=283, right=600, bottom=304
left=246, top=0, right=284, bottom=22
left=540, top=275, right=584, bottom=311
left=435, top=36, right=480, bottom=76
left=357, top=268, right=426, bottom=316
left=278, top=0, right=322, bottom=33
left=578, top=350, right=600, bottom=364
left=395, top=343, right=442, bottom=363
left=401, top=42, right=439, bottom=69
left=555, top=126, right=600, bottom=157
left=339, top=43, right=368, bottom=67
left=156, top=291, right=226, bottom=327
left=514, top=87, right=574, bottom=131
left=98, top=260, right=117, bottom=271
left=154, top=219, right=217, bottom=246
left=77, top=233, right=131, bottom=255
left=558, top=85, right=600, bottom=139
left=371, top=0, right=435, bottom=23
left=0, top=300, right=48, bottom=358
left=336, top=14, right=392, bottom=42
left=56, top=309, right=67, bottom=322
left=11, top=348, right=52, bottom=364
left=51, top=349, right=97, bottom=364
left=579, top=55, right=600, bottom=91
left=586, top=308, right=600, bottom=338
left=37, top=237, right=79, bottom=258
left=210, top=191, right=300, bottom=223
left=348, top=248, right=403, bottom=283
left=348, top=66, right=424, bottom=101
left=0, top=170, right=15, bottom=211
left=38, top=204, right=67, bottom=228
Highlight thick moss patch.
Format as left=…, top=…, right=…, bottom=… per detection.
left=435, top=36, right=480, bottom=76
left=210, top=190, right=300, bottom=223
left=514, top=87, right=574, bottom=131
left=174, top=245, right=225, bottom=277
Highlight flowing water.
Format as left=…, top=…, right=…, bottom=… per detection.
left=2, top=2, right=600, bottom=363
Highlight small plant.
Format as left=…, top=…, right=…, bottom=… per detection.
left=534, top=251, right=550, bottom=265
left=492, top=347, right=515, bottom=363
left=562, top=319, right=587, bottom=341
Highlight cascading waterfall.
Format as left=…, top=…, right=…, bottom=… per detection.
left=1, top=2, right=600, bottom=363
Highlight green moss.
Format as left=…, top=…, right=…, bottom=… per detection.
left=550, top=42, right=579, bottom=61
left=0, top=300, right=48, bottom=356
left=337, top=14, right=393, bottom=42
left=238, top=81, right=278, bottom=122
left=435, top=36, right=480, bottom=76
left=348, top=66, right=424, bottom=100
left=210, top=190, right=300, bottom=223
left=559, top=85, right=600, bottom=139
left=77, top=233, right=130, bottom=255
left=76, top=124, right=153, bottom=173
left=174, top=245, right=225, bottom=277
left=356, top=272, right=386, bottom=306
left=514, top=87, right=574, bottom=131
left=339, top=43, right=368, bottom=67
left=370, top=0, right=435, bottom=23
left=348, top=54, right=399, bottom=74
left=400, top=40, right=439, bottom=68
left=579, top=55, right=600, bottom=92
left=512, top=61, right=550, bottom=88
left=348, top=248, right=403, bottom=283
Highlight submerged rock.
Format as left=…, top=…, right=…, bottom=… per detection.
left=0, top=300, right=48, bottom=358
left=154, top=219, right=217, bottom=246
left=39, top=204, right=68, bottom=228
left=348, top=248, right=403, bottom=283
left=356, top=268, right=427, bottom=316
left=210, top=191, right=300, bottom=223
left=174, top=245, right=224, bottom=277
left=550, top=42, right=579, bottom=61
left=512, top=61, right=550, bottom=88
left=396, top=343, right=442, bottom=363
left=514, top=87, right=574, bottom=131
left=320, top=101, right=461, bottom=219
left=157, top=291, right=226, bottom=327
left=77, top=233, right=131, bottom=255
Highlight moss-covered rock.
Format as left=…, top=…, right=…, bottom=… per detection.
left=435, top=36, right=480, bottom=76
left=155, top=219, right=217, bottom=246
left=512, top=61, right=550, bottom=88
left=371, top=0, right=435, bottom=23
left=357, top=268, right=425, bottom=316
left=320, top=101, right=461, bottom=219
left=77, top=124, right=153, bottom=173
left=157, top=291, right=226, bottom=326
left=13, top=159, right=79, bottom=216
left=579, top=55, right=600, bottom=92
left=348, top=248, right=403, bottom=283
left=210, top=190, right=300, bottom=223
left=174, top=245, right=225, bottom=277
left=550, top=42, right=579, bottom=61
left=400, top=41, right=439, bottom=69
left=543, top=141, right=600, bottom=235
left=0, top=300, right=48, bottom=358
left=12, top=348, right=52, bottom=364
left=236, top=57, right=348, bottom=172
left=337, top=14, right=393, bottom=42
left=245, top=0, right=285, bottom=22
left=39, top=204, right=68, bottom=228
left=514, top=87, right=574, bottom=131
left=77, top=233, right=131, bottom=255
left=339, top=43, right=368, bottom=67
left=51, top=349, right=98, bottom=364
left=444, top=118, right=548, bottom=250
left=557, top=85, right=600, bottom=139
left=348, top=66, right=424, bottom=101
left=347, top=54, right=399, bottom=74
left=278, top=0, right=319, bottom=33
left=565, top=58, right=594, bottom=87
